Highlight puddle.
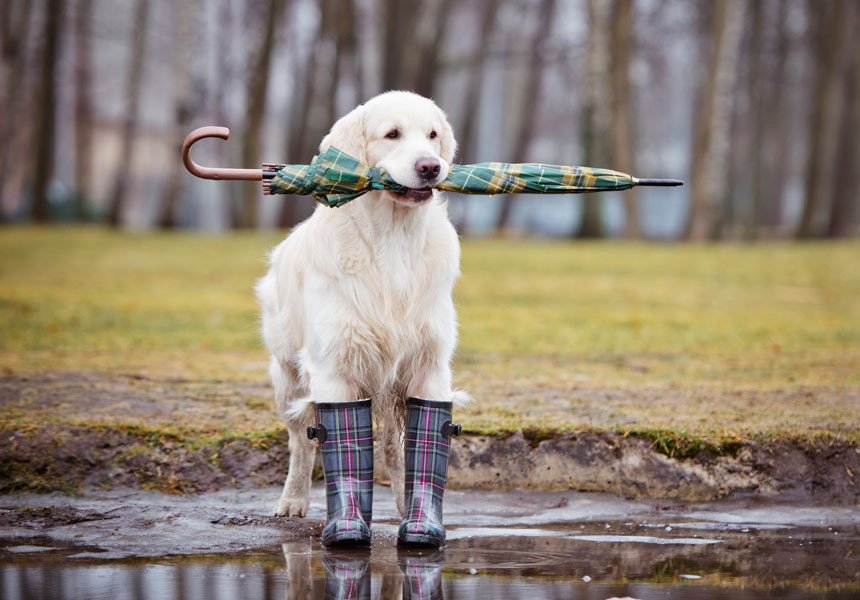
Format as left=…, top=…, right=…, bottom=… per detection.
left=2, top=520, right=858, bottom=599
left=0, top=487, right=858, bottom=598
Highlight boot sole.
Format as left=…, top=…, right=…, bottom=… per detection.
left=397, top=533, right=444, bottom=547
left=323, top=531, right=371, bottom=546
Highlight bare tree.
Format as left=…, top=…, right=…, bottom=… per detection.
left=495, top=0, right=557, bottom=232
left=107, top=0, right=149, bottom=227
left=609, top=0, right=638, bottom=239
left=0, top=0, right=34, bottom=222
left=796, top=0, right=849, bottom=238
left=685, top=0, right=744, bottom=241
left=411, top=0, right=457, bottom=98
left=74, top=0, right=93, bottom=221
left=158, top=0, right=200, bottom=229
left=382, top=0, right=423, bottom=90
left=578, top=0, right=612, bottom=239
left=827, top=1, right=860, bottom=237
left=237, top=0, right=287, bottom=229
left=31, top=0, right=64, bottom=222
left=457, top=0, right=501, bottom=164
left=753, top=0, right=791, bottom=236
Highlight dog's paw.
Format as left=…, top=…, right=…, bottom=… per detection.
left=273, top=495, right=309, bottom=518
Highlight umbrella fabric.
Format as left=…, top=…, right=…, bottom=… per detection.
left=264, top=146, right=633, bottom=208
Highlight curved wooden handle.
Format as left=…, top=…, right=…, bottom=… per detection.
left=181, top=126, right=263, bottom=181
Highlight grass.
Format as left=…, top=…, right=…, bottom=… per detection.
left=1, top=226, right=858, bottom=445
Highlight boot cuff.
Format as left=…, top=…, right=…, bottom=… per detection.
left=406, top=397, right=453, bottom=409
left=315, top=398, right=372, bottom=410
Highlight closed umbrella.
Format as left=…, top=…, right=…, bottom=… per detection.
left=183, top=126, right=681, bottom=208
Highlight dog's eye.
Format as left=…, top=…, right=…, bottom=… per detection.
left=386, top=129, right=399, bottom=140
left=429, top=130, right=437, bottom=139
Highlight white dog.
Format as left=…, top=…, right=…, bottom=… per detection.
left=256, top=91, right=465, bottom=518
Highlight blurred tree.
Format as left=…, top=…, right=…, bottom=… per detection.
left=609, top=0, right=638, bottom=239
left=238, top=0, right=288, bottom=229
left=578, top=0, right=611, bottom=239
left=31, top=0, right=63, bottom=223
left=827, top=1, right=860, bottom=238
left=382, top=0, right=422, bottom=90
left=796, top=0, right=849, bottom=239
left=411, top=0, right=457, bottom=98
left=685, top=0, right=744, bottom=241
left=107, top=0, right=149, bottom=227
left=454, top=0, right=501, bottom=234
left=279, top=0, right=355, bottom=229
left=496, top=0, right=557, bottom=233
left=159, top=0, right=201, bottom=229
left=0, top=0, right=34, bottom=222
left=457, top=0, right=501, bottom=165
left=754, top=0, right=791, bottom=237
left=74, top=0, right=93, bottom=222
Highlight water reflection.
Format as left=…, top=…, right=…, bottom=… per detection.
left=1, top=523, right=858, bottom=599
left=310, top=544, right=445, bottom=600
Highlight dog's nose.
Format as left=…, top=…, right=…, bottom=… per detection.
left=415, top=158, right=441, bottom=180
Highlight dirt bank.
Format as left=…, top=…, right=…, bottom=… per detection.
left=1, top=423, right=857, bottom=503
left=1, top=371, right=858, bottom=502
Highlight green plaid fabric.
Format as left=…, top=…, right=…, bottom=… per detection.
left=264, top=146, right=633, bottom=207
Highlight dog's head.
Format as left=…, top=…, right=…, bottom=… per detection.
left=319, top=91, right=457, bottom=207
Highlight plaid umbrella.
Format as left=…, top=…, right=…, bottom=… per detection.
left=261, top=146, right=681, bottom=208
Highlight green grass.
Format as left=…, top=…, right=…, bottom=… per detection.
left=1, top=226, right=858, bottom=444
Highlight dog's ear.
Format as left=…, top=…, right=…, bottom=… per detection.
left=319, top=105, right=367, bottom=162
left=438, top=112, right=457, bottom=165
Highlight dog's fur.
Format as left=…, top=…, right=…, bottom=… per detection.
left=256, top=91, right=465, bottom=517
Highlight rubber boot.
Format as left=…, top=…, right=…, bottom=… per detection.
left=398, top=548, right=445, bottom=600
left=322, top=548, right=371, bottom=600
left=307, top=399, right=373, bottom=546
left=397, top=398, right=461, bottom=547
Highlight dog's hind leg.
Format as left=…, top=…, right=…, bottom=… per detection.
left=271, top=357, right=315, bottom=517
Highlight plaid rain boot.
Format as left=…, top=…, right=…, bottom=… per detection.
left=397, top=398, right=461, bottom=547
left=322, top=548, right=372, bottom=600
left=307, top=399, right=374, bottom=546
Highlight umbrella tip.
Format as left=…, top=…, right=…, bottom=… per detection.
left=633, top=178, right=684, bottom=187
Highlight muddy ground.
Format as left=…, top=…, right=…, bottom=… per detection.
left=0, top=485, right=858, bottom=594
left=1, top=371, right=858, bottom=503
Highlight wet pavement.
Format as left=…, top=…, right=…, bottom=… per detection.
left=1, top=485, right=858, bottom=599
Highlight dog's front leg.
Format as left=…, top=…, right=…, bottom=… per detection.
left=274, top=413, right=315, bottom=517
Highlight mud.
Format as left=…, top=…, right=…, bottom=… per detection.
left=1, top=371, right=858, bottom=502
left=0, top=486, right=858, bottom=598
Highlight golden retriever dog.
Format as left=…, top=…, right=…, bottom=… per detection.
left=256, top=91, right=467, bottom=519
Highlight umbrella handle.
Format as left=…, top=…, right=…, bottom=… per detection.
left=181, top=126, right=263, bottom=181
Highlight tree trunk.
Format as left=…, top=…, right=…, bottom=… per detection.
left=278, top=0, right=327, bottom=229
left=457, top=0, right=500, bottom=165
left=107, top=0, right=149, bottom=227
left=827, top=2, right=860, bottom=237
left=609, top=0, right=638, bottom=239
left=31, top=0, right=63, bottom=223
left=495, top=0, right=556, bottom=232
left=237, top=0, right=287, bottom=229
left=74, top=0, right=93, bottom=221
left=685, top=0, right=744, bottom=241
left=453, top=0, right=500, bottom=234
left=0, top=0, right=34, bottom=222
left=577, top=0, right=612, bottom=239
left=158, top=0, right=199, bottom=229
left=382, top=0, right=422, bottom=91
left=796, top=0, right=849, bottom=239
left=754, top=0, right=790, bottom=235
left=412, top=0, right=457, bottom=98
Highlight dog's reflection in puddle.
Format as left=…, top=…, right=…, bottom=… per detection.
left=282, top=541, right=445, bottom=599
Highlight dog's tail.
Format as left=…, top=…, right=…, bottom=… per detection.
left=284, top=395, right=315, bottom=423
left=451, top=389, right=472, bottom=408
